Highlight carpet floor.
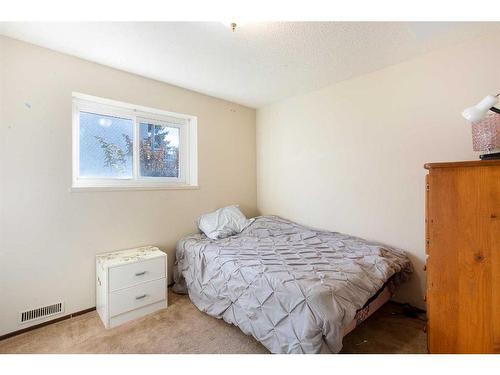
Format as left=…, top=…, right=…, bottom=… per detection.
left=0, top=289, right=427, bottom=354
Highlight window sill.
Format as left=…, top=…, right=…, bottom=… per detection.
left=70, top=184, right=200, bottom=192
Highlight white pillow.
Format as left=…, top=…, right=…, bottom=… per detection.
left=197, top=205, right=254, bottom=240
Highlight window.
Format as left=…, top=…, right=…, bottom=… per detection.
left=72, top=93, right=197, bottom=190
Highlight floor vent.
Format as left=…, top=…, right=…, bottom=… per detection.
left=20, top=302, right=64, bottom=324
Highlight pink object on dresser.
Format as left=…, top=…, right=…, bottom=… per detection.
left=472, top=112, right=500, bottom=151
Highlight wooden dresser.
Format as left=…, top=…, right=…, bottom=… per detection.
left=425, top=160, right=500, bottom=353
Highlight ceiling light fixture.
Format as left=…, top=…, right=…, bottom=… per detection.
left=221, top=21, right=247, bottom=32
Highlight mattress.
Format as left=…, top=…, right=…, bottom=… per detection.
left=343, top=277, right=395, bottom=336
left=173, top=215, right=412, bottom=353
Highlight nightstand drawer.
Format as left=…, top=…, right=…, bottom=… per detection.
left=109, top=278, right=166, bottom=317
left=109, top=257, right=165, bottom=291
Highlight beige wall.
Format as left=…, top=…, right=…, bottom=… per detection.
left=0, top=36, right=257, bottom=336
left=257, top=33, right=500, bottom=309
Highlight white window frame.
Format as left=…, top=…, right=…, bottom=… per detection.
left=72, top=93, right=198, bottom=191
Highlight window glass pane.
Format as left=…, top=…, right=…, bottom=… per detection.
left=139, top=122, right=180, bottom=178
left=79, top=112, right=133, bottom=178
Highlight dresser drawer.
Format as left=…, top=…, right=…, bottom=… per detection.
left=109, top=278, right=166, bottom=317
left=109, top=257, right=165, bottom=291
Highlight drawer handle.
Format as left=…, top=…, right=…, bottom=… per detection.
left=135, top=271, right=146, bottom=276
left=135, top=294, right=147, bottom=300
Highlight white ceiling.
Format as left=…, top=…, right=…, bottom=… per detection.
left=1, top=22, right=499, bottom=108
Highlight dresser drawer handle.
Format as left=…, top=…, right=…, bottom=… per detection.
left=135, top=271, right=146, bottom=276
left=135, top=294, right=147, bottom=300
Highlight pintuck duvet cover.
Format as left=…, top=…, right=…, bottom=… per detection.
left=173, top=215, right=412, bottom=353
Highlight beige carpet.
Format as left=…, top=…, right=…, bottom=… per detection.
left=0, top=289, right=427, bottom=354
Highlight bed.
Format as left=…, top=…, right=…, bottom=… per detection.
left=173, top=215, right=412, bottom=353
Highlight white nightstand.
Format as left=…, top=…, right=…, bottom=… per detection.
left=96, top=246, right=167, bottom=329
